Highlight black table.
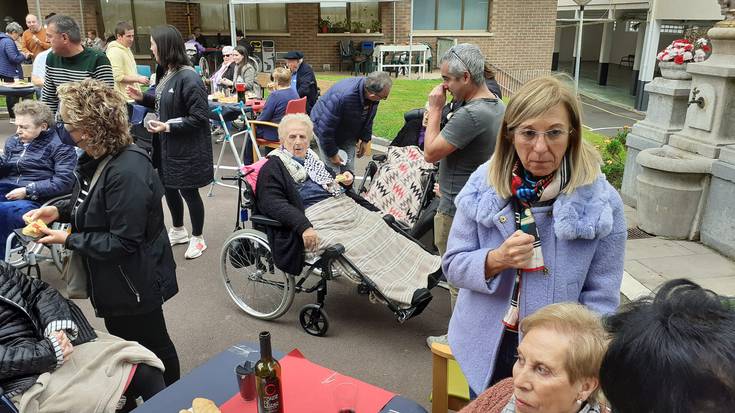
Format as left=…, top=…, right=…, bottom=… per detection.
left=132, top=342, right=427, bottom=413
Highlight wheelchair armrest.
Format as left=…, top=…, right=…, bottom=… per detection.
left=250, top=214, right=282, bottom=228
left=321, top=244, right=345, bottom=260
left=372, top=154, right=387, bottom=163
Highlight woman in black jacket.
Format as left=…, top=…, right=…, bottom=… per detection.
left=27, top=79, right=180, bottom=386
left=127, top=25, right=213, bottom=260
left=0, top=261, right=165, bottom=412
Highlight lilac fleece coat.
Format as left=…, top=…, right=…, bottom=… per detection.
left=445, top=160, right=626, bottom=393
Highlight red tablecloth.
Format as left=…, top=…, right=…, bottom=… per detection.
left=220, top=350, right=394, bottom=413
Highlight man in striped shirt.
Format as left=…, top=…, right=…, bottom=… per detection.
left=41, top=15, right=114, bottom=113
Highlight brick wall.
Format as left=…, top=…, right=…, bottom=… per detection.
left=244, top=0, right=556, bottom=73
left=26, top=0, right=101, bottom=36
left=165, top=1, right=201, bottom=38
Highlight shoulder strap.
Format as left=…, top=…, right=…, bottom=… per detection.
left=88, top=155, right=113, bottom=193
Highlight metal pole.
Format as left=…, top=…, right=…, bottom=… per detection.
left=574, top=5, right=584, bottom=91
left=392, top=2, right=396, bottom=44
left=408, top=0, right=414, bottom=79
left=228, top=0, right=237, bottom=46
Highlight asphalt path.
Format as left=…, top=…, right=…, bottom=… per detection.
left=579, top=95, right=645, bottom=136
left=0, top=121, right=449, bottom=411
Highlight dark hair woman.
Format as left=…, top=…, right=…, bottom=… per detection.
left=127, top=25, right=213, bottom=260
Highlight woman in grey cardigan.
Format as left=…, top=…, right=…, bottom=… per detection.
left=444, top=75, right=625, bottom=395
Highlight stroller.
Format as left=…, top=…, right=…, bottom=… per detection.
left=358, top=108, right=439, bottom=253
left=218, top=167, right=440, bottom=337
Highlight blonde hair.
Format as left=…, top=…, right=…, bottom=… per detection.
left=520, top=302, right=607, bottom=402
left=488, top=75, right=601, bottom=198
left=13, top=100, right=53, bottom=128
left=278, top=113, right=313, bottom=141
left=57, top=79, right=133, bottom=158
left=272, top=67, right=291, bottom=87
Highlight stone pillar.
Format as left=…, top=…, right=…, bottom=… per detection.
left=668, top=26, right=735, bottom=159
left=552, top=27, right=561, bottom=71
left=598, top=22, right=614, bottom=85
left=636, top=19, right=661, bottom=111
left=631, top=22, right=646, bottom=95
left=620, top=71, right=692, bottom=206
left=701, top=146, right=735, bottom=258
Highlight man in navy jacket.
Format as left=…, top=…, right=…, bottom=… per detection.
left=284, top=51, right=318, bottom=114
left=311, top=71, right=392, bottom=173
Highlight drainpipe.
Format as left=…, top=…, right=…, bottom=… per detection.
left=35, top=0, right=41, bottom=20
left=78, top=0, right=85, bottom=34
left=392, top=2, right=396, bottom=44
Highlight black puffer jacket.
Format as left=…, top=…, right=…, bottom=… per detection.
left=140, top=66, right=213, bottom=189
left=57, top=145, right=178, bottom=318
left=0, top=262, right=96, bottom=397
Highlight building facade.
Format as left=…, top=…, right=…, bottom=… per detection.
left=25, top=0, right=557, bottom=73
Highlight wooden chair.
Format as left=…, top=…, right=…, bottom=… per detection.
left=249, top=97, right=308, bottom=161
left=431, top=342, right=471, bottom=413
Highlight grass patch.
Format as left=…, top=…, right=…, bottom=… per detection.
left=0, top=96, right=5, bottom=108
left=317, top=74, right=440, bottom=139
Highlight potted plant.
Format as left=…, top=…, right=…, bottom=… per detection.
left=319, top=18, right=331, bottom=33
left=656, top=31, right=711, bottom=79
left=332, top=20, right=346, bottom=33
left=351, top=21, right=365, bottom=33
left=369, top=19, right=381, bottom=34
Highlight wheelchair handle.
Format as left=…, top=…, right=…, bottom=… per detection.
left=212, top=106, right=223, bottom=114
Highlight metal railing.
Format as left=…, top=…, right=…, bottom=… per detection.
left=489, top=65, right=552, bottom=98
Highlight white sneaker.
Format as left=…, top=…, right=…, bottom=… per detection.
left=168, top=227, right=189, bottom=246
left=185, top=236, right=207, bottom=259
left=426, top=333, right=448, bottom=349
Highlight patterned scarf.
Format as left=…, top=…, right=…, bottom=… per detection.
left=268, top=147, right=343, bottom=196
left=502, top=156, right=570, bottom=331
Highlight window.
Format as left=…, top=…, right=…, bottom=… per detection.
left=413, top=0, right=489, bottom=31
left=625, top=20, right=640, bottom=33
left=319, top=2, right=380, bottom=33
left=660, top=24, right=684, bottom=34
left=236, top=4, right=288, bottom=33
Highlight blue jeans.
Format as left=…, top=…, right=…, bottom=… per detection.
left=0, top=183, right=41, bottom=258
left=316, top=136, right=356, bottom=174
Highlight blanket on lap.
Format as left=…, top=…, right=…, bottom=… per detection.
left=305, top=195, right=441, bottom=308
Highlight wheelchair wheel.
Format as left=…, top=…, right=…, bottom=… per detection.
left=220, top=229, right=295, bottom=320
left=299, top=304, right=329, bottom=336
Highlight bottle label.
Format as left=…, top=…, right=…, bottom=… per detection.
left=257, top=376, right=283, bottom=413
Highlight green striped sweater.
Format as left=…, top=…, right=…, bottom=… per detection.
left=41, top=47, right=115, bottom=113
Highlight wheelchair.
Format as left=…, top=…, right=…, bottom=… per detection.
left=219, top=171, right=438, bottom=337
left=357, top=108, right=439, bottom=253
left=4, top=194, right=72, bottom=279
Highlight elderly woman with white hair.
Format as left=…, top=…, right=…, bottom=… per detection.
left=0, top=21, right=31, bottom=123
left=444, top=75, right=625, bottom=395
left=255, top=114, right=441, bottom=311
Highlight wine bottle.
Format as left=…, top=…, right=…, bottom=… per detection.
left=255, top=331, right=284, bottom=413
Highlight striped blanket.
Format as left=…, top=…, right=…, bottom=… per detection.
left=305, top=195, right=441, bottom=308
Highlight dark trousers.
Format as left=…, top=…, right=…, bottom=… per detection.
left=1, top=76, right=17, bottom=119
left=104, top=307, right=180, bottom=386
left=118, top=364, right=166, bottom=412
left=0, top=183, right=40, bottom=258
left=489, top=330, right=519, bottom=386
left=164, top=187, right=205, bottom=236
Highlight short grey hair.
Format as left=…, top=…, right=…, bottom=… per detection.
left=440, top=43, right=485, bottom=85
left=47, top=15, right=82, bottom=43
left=365, top=71, right=392, bottom=94
left=13, top=100, right=53, bottom=128
left=5, top=22, right=22, bottom=35
left=278, top=113, right=314, bottom=141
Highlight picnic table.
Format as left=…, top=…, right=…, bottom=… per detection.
left=131, top=342, right=427, bottom=413
left=0, top=83, right=36, bottom=98
left=374, top=44, right=430, bottom=79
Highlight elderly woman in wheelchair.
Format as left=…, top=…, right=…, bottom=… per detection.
left=0, top=100, right=76, bottom=259
left=246, top=114, right=440, bottom=333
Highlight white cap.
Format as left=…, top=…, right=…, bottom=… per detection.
left=222, top=45, right=234, bottom=55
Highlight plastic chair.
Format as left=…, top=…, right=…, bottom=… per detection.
left=353, top=41, right=375, bottom=76
left=431, top=342, right=471, bottom=413
left=137, top=64, right=152, bottom=79
left=285, top=96, right=306, bottom=114
left=249, top=97, right=308, bottom=161
left=338, top=40, right=355, bottom=72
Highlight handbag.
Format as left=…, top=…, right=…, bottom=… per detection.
left=61, top=155, right=112, bottom=299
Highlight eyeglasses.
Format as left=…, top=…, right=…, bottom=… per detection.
left=451, top=50, right=470, bottom=73
left=513, top=128, right=571, bottom=143
left=367, top=90, right=389, bottom=101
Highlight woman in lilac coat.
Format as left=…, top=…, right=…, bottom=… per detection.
left=444, top=75, right=625, bottom=395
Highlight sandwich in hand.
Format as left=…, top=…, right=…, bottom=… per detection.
left=21, top=217, right=48, bottom=238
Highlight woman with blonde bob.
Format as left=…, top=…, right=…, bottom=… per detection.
left=26, top=79, right=180, bottom=386
left=444, top=75, right=625, bottom=394
left=460, top=303, right=607, bottom=413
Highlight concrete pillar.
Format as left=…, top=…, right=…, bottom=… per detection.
left=631, top=21, right=646, bottom=96
left=552, top=27, right=561, bottom=71
left=636, top=19, right=661, bottom=111
left=572, top=10, right=579, bottom=74
left=598, top=21, right=614, bottom=85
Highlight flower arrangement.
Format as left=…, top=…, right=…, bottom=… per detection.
left=657, top=37, right=711, bottom=64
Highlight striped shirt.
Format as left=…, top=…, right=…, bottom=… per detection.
left=41, top=47, right=114, bottom=113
